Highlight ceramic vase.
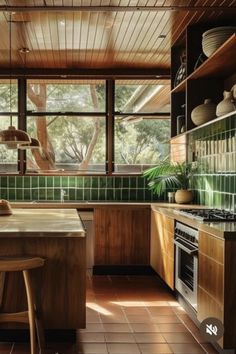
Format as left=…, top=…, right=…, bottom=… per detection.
left=216, top=91, right=235, bottom=117
left=175, top=190, right=193, bottom=204
left=191, top=98, right=216, bottom=126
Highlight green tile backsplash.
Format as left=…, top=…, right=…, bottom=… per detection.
left=189, top=113, right=236, bottom=212
left=0, top=175, right=161, bottom=202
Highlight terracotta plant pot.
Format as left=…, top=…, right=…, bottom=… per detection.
left=191, top=98, right=216, bottom=126
left=175, top=190, right=193, bottom=204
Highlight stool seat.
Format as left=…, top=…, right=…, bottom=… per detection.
left=0, top=255, right=45, bottom=354
left=0, top=257, right=44, bottom=272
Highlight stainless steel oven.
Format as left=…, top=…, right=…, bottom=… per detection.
left=174, top=222, right=198, bottom=311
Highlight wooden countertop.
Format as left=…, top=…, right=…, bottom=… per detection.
left=0, top=209, right=85, bottom=238
left=151, top=206, right=236, bottom=239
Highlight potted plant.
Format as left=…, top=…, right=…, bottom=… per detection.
left=143, top=161, right=194, bottom=204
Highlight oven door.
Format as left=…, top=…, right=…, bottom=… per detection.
left=174, top=237, right=198, bottom=311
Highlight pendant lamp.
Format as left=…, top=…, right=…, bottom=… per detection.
left=0, top=13, right=31, bottom=147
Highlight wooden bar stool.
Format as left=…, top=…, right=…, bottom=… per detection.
left=0, top=257, right=45, bottom=354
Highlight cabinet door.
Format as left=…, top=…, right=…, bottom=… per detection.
left=150, top=210, right=174, bottom=290
left=94, top=207, right=150, bottom=265
left=198, top=231, right=224, bottom=323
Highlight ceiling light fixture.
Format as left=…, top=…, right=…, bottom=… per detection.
left=0, top=13, right=31, bottom=148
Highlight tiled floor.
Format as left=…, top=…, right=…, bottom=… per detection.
left=1, top=273, right=219, bottom=354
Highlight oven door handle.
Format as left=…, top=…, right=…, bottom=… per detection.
left=174, top=237, right=198, bottom=256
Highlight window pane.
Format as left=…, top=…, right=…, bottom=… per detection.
left=0, top=116, right=18, bottom=173
left=115, top=81, right=169, bottom=114
left=26, top=116, right=106, bottom=173
left=114, top=117, right=170, bottom=173
left=27, top=80, right=106, bottom=112
left=0, top=81, right=18, bottom=112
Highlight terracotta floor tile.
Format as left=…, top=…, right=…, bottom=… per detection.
left=158, top=324, right=188, bottom=333
left=105, top=332, right=135, bottom=343
left=123, top=307, right=149, bottom=315
left=138, top=343, right=173, bottom=353
left=77, top=342, right=108, bottom=353
left=162, top=332, right=198, bottom=343
left=168, top=343, right=205, bottom=353
left=80, top=323, right=105, bottom=332
left=100, top=314, right=128, bottom=323
left=148, top=307, right=175, bottom=316
left=133, top=333, right=166, bottom=343
left=103, top=323, right=132, bottom=333
left=150, top=316, right=181, bottom=324
left=79, top=332, right=106, bottom=342
left=106, top=343, right=141, bottom=354
left=126, top=315, right=152, bottom=323
left=130, top=323, right=160, bottom=333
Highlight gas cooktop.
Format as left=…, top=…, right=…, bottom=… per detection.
left=176, top=209, right=236, bottom=222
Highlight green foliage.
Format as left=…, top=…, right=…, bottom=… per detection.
left=143, top=161, right=194, bottom=196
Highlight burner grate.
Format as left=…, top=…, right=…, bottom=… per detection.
left=177, top=209, right=236, bottom=222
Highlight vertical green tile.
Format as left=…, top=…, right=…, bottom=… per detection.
left=84, top=177, right=91, bottom=188
left=8, top=176, right=15, bottom=188
left=16, top=189, right=23, bottom=200
left=54, top=176, right=61, bottom=187
left=68, top=176, right=76, bottom=187
left=92, top=177, right=98, bottom=188
left=76, top=189, right=83, bottom=200
left=91, top=189, right=98, bottom=200
left=83, top=189, right=91, bottom=200
left=16, top=177, right=23, bottom=188
left=106, top=189, right=114, bottom=200
left=23, top=176, right=31, bottom=188
left=76, top=177, right=84, bottom=188
left=39, top=176, right=46, bottom=187
left=46, top=177, right=53, bottom=188
left=32, top=177, right=39, bottom=188
left=0, top=177, right=7, bottom=188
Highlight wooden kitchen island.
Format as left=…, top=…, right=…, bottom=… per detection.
left=0, top=209, right=86, bottom=341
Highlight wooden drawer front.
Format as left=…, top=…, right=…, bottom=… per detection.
left=199, top=232, right=224, bottom=264
left=198, top=252, right=224, bottom=306
left=156, top=212, right=174, bottom=234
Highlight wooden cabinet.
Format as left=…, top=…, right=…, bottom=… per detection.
left=198, top=231, right=236, bottom=350
left=171, top=25, right=236, bottom=140
left=150, top=210, right=175, bottom=290
left=94, top=206, right=150, bottom=266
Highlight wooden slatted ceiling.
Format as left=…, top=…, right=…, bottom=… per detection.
left=0, top=0, right=235, bottom=70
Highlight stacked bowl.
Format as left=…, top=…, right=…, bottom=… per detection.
left=202, top=26, right=236, bottom=57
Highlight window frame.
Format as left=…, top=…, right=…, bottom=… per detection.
left=0, top=78, right=170, bottom=176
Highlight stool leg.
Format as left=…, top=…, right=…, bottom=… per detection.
left=23, top=270, right=37, bottom=354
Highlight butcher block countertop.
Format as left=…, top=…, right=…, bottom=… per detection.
left=0, top=209, right=85, bottom=238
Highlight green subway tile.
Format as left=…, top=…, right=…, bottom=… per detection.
left=91, top=189, right=98, bottom=200
left=83, top=189, right=91, bottom=200
left=122, top=177, right=129, bottom=188
left=46, top=177, right=53, bottom=188
left=23, top=176, right=31, bottom=188
left=69, top=189, right=76, bottom=200
left=99, top=177, right=106, bottom=188
left=54, top=177, right=61, bottom=187
left=54, top=189, right=60, bottom=200
left=39, top=189, right=46, bottom=200
left=106, top=177, right=113, bottom=188
left=106, top=189, right=114, bottom=200
left=31, top=189, right=39, bottom=200
left=0, top=188, right=7, bottom=199
left=115, top=177, right=122, bottom=188
left=129, top=189, right=137, bottom=200
left=144, top=189, right=152, bottom=201
left=76, top=189, right=83, bottom=200
left=69, top=176, right=76, bottom=187
left=84, top=177, right=91, bottom=188
left=0, top=177, right=7, bottom=188
left=46, top=189, right=54, bottom=200
left=76, top=177, right=84, bottom=188
left=16, top=177, right=23, bottom=188
left=62, top=176, right=68, bottom=187
left=115, top=189, right=121, bottom=201
left=16, top=189, right=23, bottom=200
left=98, top=189, right=106, bottom=200
left=130, top=177, right=137, bottom=189
left=39, top=176, right=46, bottom=188
left=91, top=177, right=98, bottom=188
left=23, top=189, right=31, bottom=200
left=8, top=176, right=15, bottom=188
left=137, top=189, right=144, bottom=201
left=121, top=189, right=129, bottom=201
left=32, top=177, right=39, bottom=188
left=8, top=189, right=15, bottom=200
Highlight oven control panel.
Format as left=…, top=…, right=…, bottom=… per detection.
left=175, top=221, right=199, bottom=245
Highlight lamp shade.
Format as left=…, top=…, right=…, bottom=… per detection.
left=18, top=137, right=41, bottom=150
left=0, top=126, right=31, bottom=145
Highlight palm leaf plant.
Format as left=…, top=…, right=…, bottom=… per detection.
left=143, top=161, right=193, bottom=197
